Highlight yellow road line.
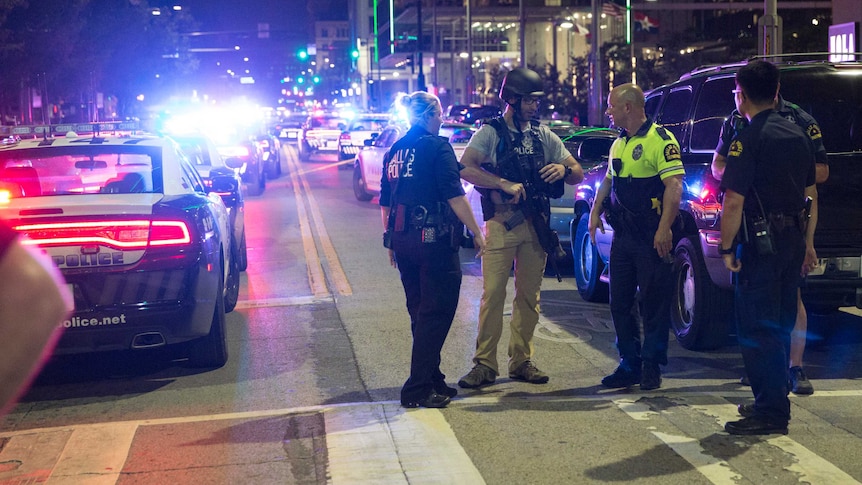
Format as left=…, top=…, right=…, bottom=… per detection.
left=286, top=152, right=352, bottom=296
left=295, top=167, right=352, bottom=296
left=286, top=152, right=329, bottom=298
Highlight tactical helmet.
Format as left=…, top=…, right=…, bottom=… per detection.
left=499, top=68, right=544, bottom=102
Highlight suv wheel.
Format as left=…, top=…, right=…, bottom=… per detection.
left=572, top=216, right=608, bottom=302
left=670, top=238, right=732, bottom=350
left=353, top=164, right=372, bottom=201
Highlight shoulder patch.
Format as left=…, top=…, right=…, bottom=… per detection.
left=655, top=126, right=672, bottom=141
left=728, top=139, right=743, bottom=158
left=806, top=123, right=822, bottom=141
left=664, top=143, right=681, bottom=162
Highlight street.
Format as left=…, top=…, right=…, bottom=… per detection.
left=2, top=145, right=862, bottom=484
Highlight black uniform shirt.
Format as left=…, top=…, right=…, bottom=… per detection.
left=716, top=99, right=827, bottom=165
left=721, top=109, right=816, bottom=215
left=379, top=125, right=465, bottom=210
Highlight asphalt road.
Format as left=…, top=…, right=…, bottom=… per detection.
left=2, top=145, right=862, bottom=484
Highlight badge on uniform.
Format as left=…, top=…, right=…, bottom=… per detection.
left=422, top=227, right=436, bottom=243
left=729, top=140, right=743, bottom=158
left=664, top=144, right=681, bottom=162
left=807, top=123, right=822, bottom=140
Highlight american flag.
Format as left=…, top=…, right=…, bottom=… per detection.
left=602, top=1, right=625, bottom=18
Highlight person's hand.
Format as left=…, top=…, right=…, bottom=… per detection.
left=722, top=253, right=741, bottom=273
left=388, top=249, right=397, bottom=268
left=653, top=227, right=673, bottom=258
left=801, top=245, right=818, bottom=276
left=473, top=234, right=487, bottom=259
left=501, top=180, right=525, bottom=204
left=539, top=163, right=565, bottom=183
left=588, top=212, right=604, bottom=244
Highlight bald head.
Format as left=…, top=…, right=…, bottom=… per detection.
left=611, top=83, right=645, bottom=110
left=606, top=83, right=647, bottom=133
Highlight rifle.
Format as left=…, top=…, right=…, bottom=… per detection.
left=500, top=149, right=567, bottom=282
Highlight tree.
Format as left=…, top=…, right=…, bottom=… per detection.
left=0, top=0, right=199, bottom=122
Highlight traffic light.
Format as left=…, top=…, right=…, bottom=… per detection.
left=350, top=49, right=360, bottom=60
left=297, top=49, right=308, bottom=61
left=312, top=75, right=321, bottom=84
left=297, top=76, right=305, bottom=84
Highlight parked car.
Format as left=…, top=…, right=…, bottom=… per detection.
left=256, top=133, right=283, bottom=179
left=0, top=123, right=241, bottom=368
left=299, top=114, right=348, bottom=161
left=338, top=114, right=391, bottom=170
left=273, top=112, right=306, bottom=144
left=353, top=123, right=406, bottom=201
left=463, top=105, right=502, bottom=125
left=573, top=56, right=862, bottom=351
left=213, top=132, right=266, bottom=197
left=444, top=104, right=503, bottom=125
left=173, top=134, right=248, bottom=271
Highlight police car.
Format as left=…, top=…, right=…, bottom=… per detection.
left=173, top=134, right=248, bottom=271
left=0, top=122, right=240, bottom=368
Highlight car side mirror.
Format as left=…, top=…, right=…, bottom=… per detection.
left=364, top=139, right=374, bottom=147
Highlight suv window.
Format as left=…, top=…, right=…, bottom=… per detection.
left=657, top=87, right=693, bottom=147
left=644, top=93, right=662, bottom=120
left=779, top=69, right=862, bottom=152
left=690, top=76, right=736, bottom=152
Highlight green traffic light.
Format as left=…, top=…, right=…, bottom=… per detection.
left=297, top=50, right=308, bottom=60
left=297, top=76, right=305, bottom=84
left=312, top=76, right=321, bottom=84
left=351, top=50, right=360, bottom=59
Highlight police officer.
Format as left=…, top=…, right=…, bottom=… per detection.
left=380, top=91, right=486, bottom=409
left=719, top=60, right=817, bottom=435
left=457, top=67, right=583, bottom=389
left=713, top=97, right=826, bottom=396
left=589, top=83, right=684, bottom=391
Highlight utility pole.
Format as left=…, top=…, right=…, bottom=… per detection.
left=758, top=0, right=782, bottom=59
left=588, top=0, right=603, bottom=126
left=417, top=0, right=426, bottom=91
left=466, top=0, right=474, bottom=104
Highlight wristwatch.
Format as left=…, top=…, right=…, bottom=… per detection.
left=563, top=165, right=573, bottom=178
left=718, top=245, right=736, bottom=255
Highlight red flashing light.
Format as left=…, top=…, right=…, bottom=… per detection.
left=14, top=220, right=191, bottom=249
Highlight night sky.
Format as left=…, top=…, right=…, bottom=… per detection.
left=181, top=0, right=309, bottom=33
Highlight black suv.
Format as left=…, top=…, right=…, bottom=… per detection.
left=572, top=57, right=862, bottom=350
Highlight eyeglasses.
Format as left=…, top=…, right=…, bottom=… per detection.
left=522, top=97, right=540, bottom=105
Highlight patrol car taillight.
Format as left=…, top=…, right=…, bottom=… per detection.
left=14, top=220, right=191, bottom=249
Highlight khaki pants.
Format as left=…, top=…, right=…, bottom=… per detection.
left=472, top=210, right=547, bottom=374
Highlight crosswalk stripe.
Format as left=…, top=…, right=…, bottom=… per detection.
left=3, top=394, right=862, bottom=484
left=49, top=423, right=137, bottom=484
left=651, top=431, right=743, bottom=484
left=688, top=404, right=861, bottom=485
left=326, top=404, right=484, bottom=485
